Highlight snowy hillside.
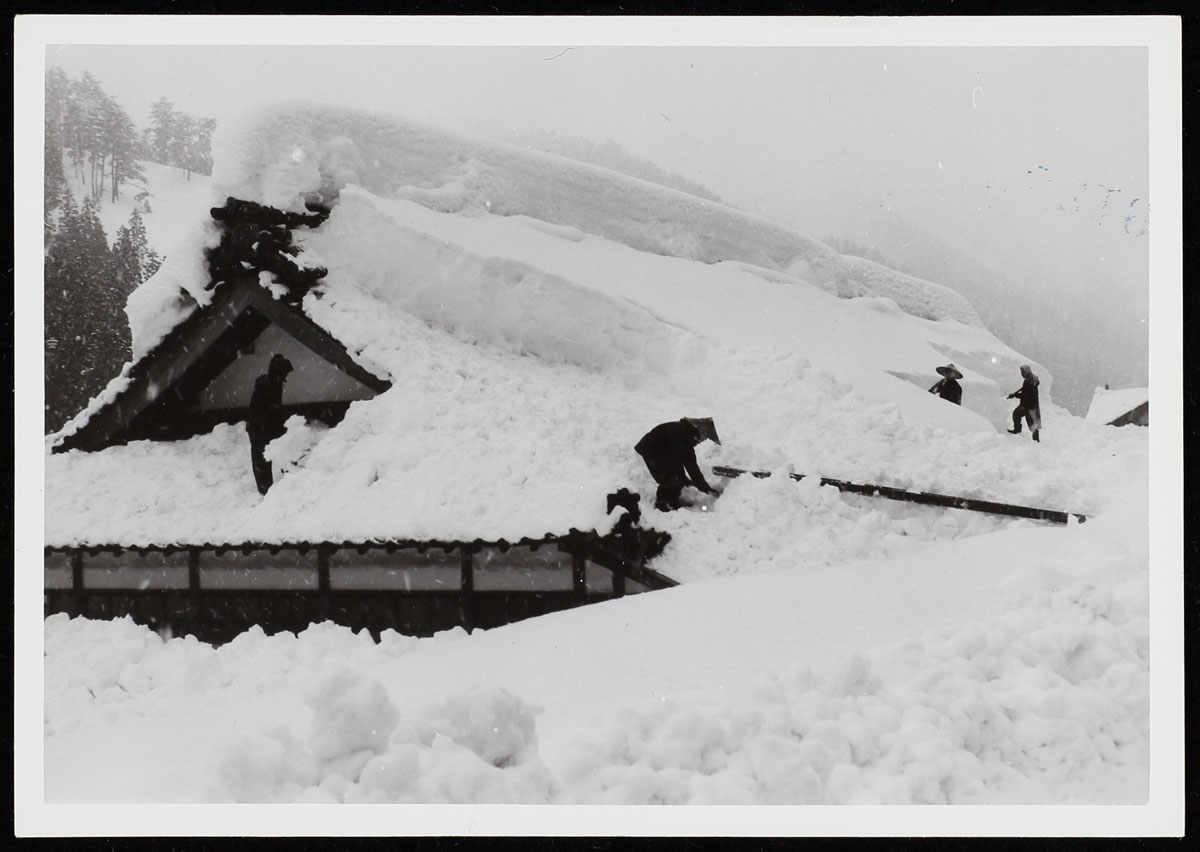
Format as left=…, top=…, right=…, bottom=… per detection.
left=40, top=103, right=1153, bottom=814
left=62, top=157, right=213, bottom=251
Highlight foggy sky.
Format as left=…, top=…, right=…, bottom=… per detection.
left=33, top=18, right=1162, bottom=324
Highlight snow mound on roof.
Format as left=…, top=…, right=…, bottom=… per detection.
left=197, top=103, right=980, bottom=324
left=838, top=254, right=981, bottom=325
left=307, top=190, right=692, bottom=377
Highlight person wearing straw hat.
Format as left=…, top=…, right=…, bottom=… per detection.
left=634, top=417, right=721, bottom=511
left=928, top=363, right=963, bottom=405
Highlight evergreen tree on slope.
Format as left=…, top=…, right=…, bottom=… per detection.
left=44, top=196, right=132, bottom=433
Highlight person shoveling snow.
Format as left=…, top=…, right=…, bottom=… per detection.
left=634, top=417, right=722, bottom=512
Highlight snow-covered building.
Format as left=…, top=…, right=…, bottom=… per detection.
left=1086, top=385, right=1149, bottom=427
left=46, top=103, right=1072, bottom=643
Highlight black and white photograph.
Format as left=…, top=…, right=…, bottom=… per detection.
left=14, top=14, right=1183, bottom=837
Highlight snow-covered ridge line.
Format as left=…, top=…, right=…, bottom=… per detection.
left=211, top=102, right=981, bottom=326
left=838, top=254, right=981, bottom=326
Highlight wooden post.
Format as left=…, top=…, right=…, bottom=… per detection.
left=317, top=547, right=331, bottom=594
left=187, top=548, right=201, bottom=639
left=70, top=551, right=85, bottom=618
left=460, top=548, right=476, bottom=632
left=611, top=562, right=626, bottom=599
left=316, top=546, right=332, bottom=632
left=572, top=552, right=587, bottom=602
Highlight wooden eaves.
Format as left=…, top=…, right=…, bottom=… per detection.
left=54, top=275, right=392, bottom=453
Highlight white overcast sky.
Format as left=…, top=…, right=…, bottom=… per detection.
left=20, top=16, right=1180, bottom=314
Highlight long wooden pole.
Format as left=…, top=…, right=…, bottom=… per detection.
left=711, top=465, right=1087, bottom=525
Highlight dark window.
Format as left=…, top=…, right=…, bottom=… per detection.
left=328, top=547, right=461, bottom=591
left=44, top=551, right=74, bottom=590
left=198, top=549, right=318, bottom=590
left=474, top=545, right=574, bottom=591
left=81, top=550, right=191, bottom=589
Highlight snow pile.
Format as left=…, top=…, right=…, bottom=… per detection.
left=558, top=559, right=1147, bottom=805
left=42, top=616, right=557, bottom=804
left=221, top=671, right=554, bottom=805
left=43, top=481, right=1148, bottom=804
left=652, top=407, right=1143, bottom=587
left=46, top=162, right=1068, bottom=547
left=837, top=253, right=982, bottom=325
left=308, top=190, right=686, bottom=377
left=305, top=668, right=400, bottom=759
left=121, top=101, right=980, bottom=347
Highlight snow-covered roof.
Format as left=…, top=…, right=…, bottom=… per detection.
left=47, top=103, right=1075, bottom=551
left=55, top=276, right=392, bottom=453
left=1086, top=386, right=1149, bottom=425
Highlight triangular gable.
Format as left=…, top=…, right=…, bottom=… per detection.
left=54, top=276, right=391, bottom=453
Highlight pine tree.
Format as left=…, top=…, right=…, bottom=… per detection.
left=188, top=116, right=217, bottom=177
left=170, top=113, right=194, bottom=177
left=62, top=90, right=86, bottom=183
left=147, top=97, right=177, bottom=165
left=143, top=247, right=163, bottom=281
left=112, top=210, right=154, bottom=292
left=44, top=196, right=132, bottom=433
left=73, top=72, right=109, bottom=198
left=100, top=94, right=145, bottom=202
left=44, top=67, right=70, bottom=216
left=146, top=97, right=216, bottom=177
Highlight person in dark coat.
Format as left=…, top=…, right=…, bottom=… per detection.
left=247, top=354, right=294, bottom=494
left=1006, top=364, right=1042, bottom=442
left=928, top=363, right=963, bottom=405
left=634, top=417, right=721, bottom=511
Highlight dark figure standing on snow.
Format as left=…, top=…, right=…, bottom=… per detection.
left=635, top=417, right=721, bottom=511
left=928, top=363, right=963, bottom=405
left=247, top=354, right=294, bottom=494
left=1007, top=364, right=1042, bottom=442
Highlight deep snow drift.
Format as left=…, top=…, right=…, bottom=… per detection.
left=49, top=105, right=1052, bottom=548
left=40, top=103, right=1154, bottom=818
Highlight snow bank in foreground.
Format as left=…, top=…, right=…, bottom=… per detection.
left=43, top=483, right=1148, bottom=804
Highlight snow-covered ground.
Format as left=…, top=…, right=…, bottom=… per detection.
left=44, top=475, right=1149, bottom=808
left=62, top=157, right=213, bottom=250
left=30, top=103, right=1177, bottom=833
